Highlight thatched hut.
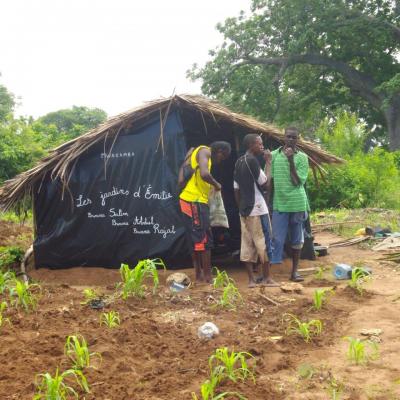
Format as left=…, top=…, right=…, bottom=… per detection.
left=0, top=94, right=343, bottom=268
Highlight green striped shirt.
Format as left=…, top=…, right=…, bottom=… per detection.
left=271, top=148, right=310, bottom=212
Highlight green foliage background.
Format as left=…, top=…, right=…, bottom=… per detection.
left=1, top=78, right=399, bottom=212
left=0, top=83, right=107, bottom=184
left=307, top=113, right=400, bottom=210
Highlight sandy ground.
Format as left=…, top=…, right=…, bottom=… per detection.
left=1, top=231, right=400, bottom=399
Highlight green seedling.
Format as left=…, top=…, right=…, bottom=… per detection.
left=217, top=282, right=243, bottom=310
left=313, top=288, right=333, bottom=310
left=213, top=268, right=234, bottom=289
left=119, top=258, right=165, bottom=299
left=297, top=363, right=315, bottom=379
left=327, top=377, right=344, bottom=400
left=314, top=266, right=326, bottom=280
left=348, top=267, right=371, bottom=295
left=192, top=374, right=247, bottom=400
left=33, top=368, right=89, bottom=400
left=64, top=334, right=101, bottom=370
left=209, top=347, right=255, bottom=383
left=192, top=373, right=247, bottom=400
left=0, top=269, right=16, bottom=294
left=0, top=301, right=10, bottom=328
left=100, top=311, right=120, bottom=328
left=344, top=336, right=379, bottom=365
left=284, top=313, right=322, bottom=342
left=80, top=288, right=100, bottom=305
left=9, top=279, right=41, bottom=312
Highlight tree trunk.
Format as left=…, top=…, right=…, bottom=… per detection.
left=384, top=101, right=400, bottom=151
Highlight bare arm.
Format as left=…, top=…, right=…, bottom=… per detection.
left=283, top=147, right=301, bottom=186
left=198, top=148, right=221, bottom=190
left=177, top=165, right=185, bottom=189
left=177, top=147, right=194, bottom=189
left=263, top=150, right=273, bottom=204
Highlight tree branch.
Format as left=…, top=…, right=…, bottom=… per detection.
left=245, top=53, right=384, bottom=109
left=342, top=9, right=400, bottom=43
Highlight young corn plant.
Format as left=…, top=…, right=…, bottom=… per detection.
left=0, top=269, right=15, bottom=294
left=209, top=347, right=255, bottom=383
left=64, top=334, right=101, bottom=370
left=327, top=377, right=344, bottom=400
left=192, top=373, right=247, bottom=400
left=213, top=268, right=234, bottom=289
left=119, top=258, right=165, bottom=299
left=33, top=368, right=89, bottom=400
left=100, top=311, right=120, bottom=328
left=217, top=282, right=243, bottom=310
left=344, top=336, right=379, bottom=365
left=348, top=267, right=370, bottom=295
left=312, top=288, right=333, bottom=310
left=284, top=313, right=323, bottom=342
left=80, top=288, right=100, bottom=305
left=314, top=266, right=326, bottom=280
left=0, top=301, right=10, bottom=328
left=9, top=279, right=41, bottom=312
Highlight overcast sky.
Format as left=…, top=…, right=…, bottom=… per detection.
left=0, top=0, right=248, bottom=118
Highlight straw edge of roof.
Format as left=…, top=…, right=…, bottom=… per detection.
left=0, top=94, right=344, bottom=212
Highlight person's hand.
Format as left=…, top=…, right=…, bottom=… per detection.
left=263, top=149, right=272, bottom=163
left=214, top=182, right=222, bottom=191
left=283, top=147, right=294, bottom=158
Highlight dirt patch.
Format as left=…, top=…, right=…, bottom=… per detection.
left=0, top=220, right=33, bottom=250
left=340, top=285, right=375, bottom=301
left=304, top=278, right=336, bottom=287
left=0, top=273, right=358, bottom=400
left=1, top=231, right=400, bottom=399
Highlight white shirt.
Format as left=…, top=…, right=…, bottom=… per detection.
left=234, top=169, right=269, bottom=216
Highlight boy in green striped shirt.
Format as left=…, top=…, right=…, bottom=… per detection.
left=270, top=127, right=310, bottom=282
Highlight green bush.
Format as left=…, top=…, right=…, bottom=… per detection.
left=0, top=246, right=25, bottom=269
left=307, top=113, right=400, bottom=210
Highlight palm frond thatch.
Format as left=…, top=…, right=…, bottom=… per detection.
left=0, top=94, right=343, bottom=212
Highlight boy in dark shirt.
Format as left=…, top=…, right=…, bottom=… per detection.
left=234, top=134, right=278, bottom=287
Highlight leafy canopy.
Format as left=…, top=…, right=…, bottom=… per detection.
left=189, top=0, right=400, bottom=147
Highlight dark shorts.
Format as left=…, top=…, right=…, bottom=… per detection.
left=180, top=199, right=213, bottom=252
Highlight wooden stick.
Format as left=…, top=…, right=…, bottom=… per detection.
left=258, top=293, right=279, bottom=306
left=329, top=236, right=371, bottom=247
left=312, top=220, right=359, bottom=228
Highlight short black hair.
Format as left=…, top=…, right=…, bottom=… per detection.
left=243, top=134, right=262, bottom=150
left=210, top=141, right=231, bottom=153
left=285, top=126, right=300, bottom=136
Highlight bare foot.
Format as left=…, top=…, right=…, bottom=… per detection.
left=260, top=279, right=280, bottom=287
left=248, top=280, right=258, bottom=288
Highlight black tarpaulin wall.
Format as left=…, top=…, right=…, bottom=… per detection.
left=34, top=110, right=190, bottom=268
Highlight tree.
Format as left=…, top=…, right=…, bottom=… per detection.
left=189, top=0, right=400, bottom=150
left=0, top=117, right=46, bottom=182
left=35, top=105, right=107, bottom=140
left=0, top=83, right=15, bottom=122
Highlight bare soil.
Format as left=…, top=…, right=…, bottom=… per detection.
left=1, top=229, right=400, bottom=399
left=0, top=220, right=33, bottom=250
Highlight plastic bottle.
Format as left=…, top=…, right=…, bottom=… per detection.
left=170, top=282, right=186, bottom=292
left=333, top=263, right=353, bottom=280
left=197, top=322, right=219, bottom=339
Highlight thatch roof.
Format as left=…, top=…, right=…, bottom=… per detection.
left=0, top=94, right=343, bottom=212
